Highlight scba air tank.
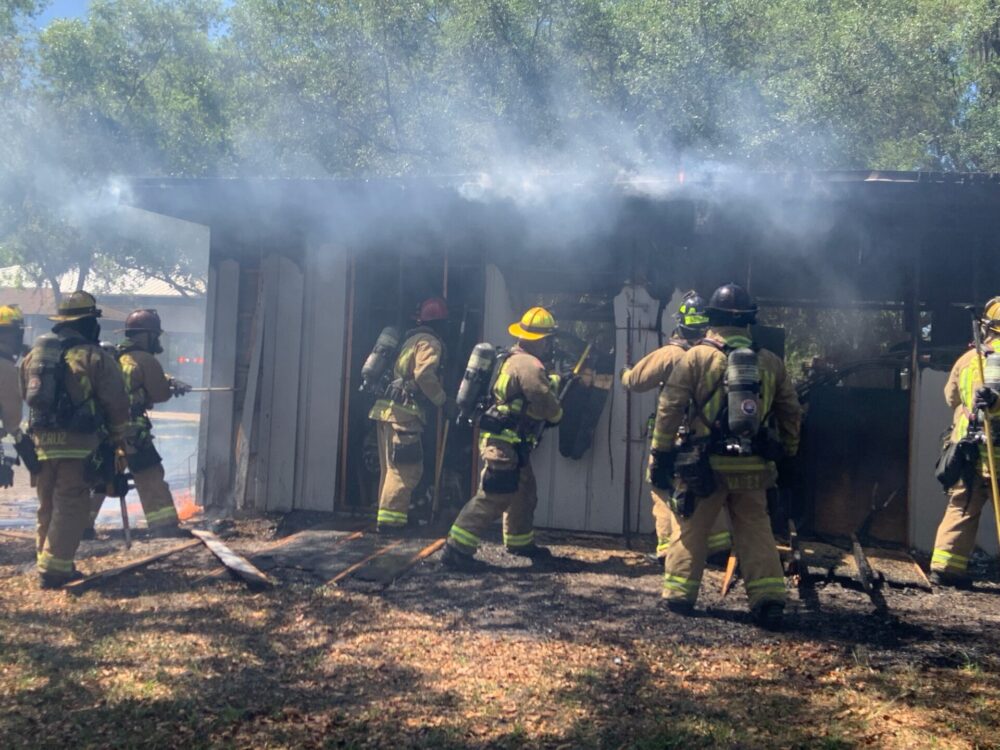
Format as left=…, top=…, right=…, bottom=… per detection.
left=24, top=333, right=64, bottom=414
left=360, top=326, right=401, bottom=392
left=985, top=353, right=1000, bottom=393
left=456, top=342, right=497, bottom=421
left=726, top=347, right=761, bottom=439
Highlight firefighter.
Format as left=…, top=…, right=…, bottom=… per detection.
left=651, top=284, right=801, bottom=628
left=0, top=305, right=24, bottom=436
left=0, top=305, right=24, bottom=489
left=82, top=341, right=133, bottom=539
left=368, top=297, right=451, bottom=533
left=621, top=292, right=732, bottom=562
left=930, top=297, right=1000, bottom=587
left=443, top=306, right=563, bottom=570
left=115, top=309, right=191, bottom=537
left=19, top=292, right=130, bottom=588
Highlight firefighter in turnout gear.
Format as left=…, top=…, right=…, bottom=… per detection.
left=0, top=305, right=24, bottom=436
left=930, top=297, right=1000, bottom=587
left=651, top=284, right=801, bottom=628
left=369, top=297, right=450, bottom=533
left=621, top=292, right=732, bottom=561
left=19, top=292, right=130, bottom=588
left=443, top=307, right=563, bottom=569
left=0, top=306, right=24, bottom=489
left=115, top=309, right=191, bottom=537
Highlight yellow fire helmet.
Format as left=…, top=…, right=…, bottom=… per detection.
left=0, top=304, right=23, bottom=328
left=508, top=306, right=558, bottom=341
left=49, top=291, right=102, bottom=322
left=984, top=297, right=1000, bottom=332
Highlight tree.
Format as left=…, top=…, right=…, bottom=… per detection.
left=0, top=0, right=227, bottom=299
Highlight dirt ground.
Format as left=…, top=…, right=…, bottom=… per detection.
left=1, top=519, right=999, bottom=749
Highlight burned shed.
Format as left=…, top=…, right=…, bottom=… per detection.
left=128, top=171, right=1000, bottom=554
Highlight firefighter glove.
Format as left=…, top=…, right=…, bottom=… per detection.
left=974, top=386, right=998, bottom=412
left=170, top=379, right=193, bottom=397
left=649, top=449, right=676, bottom=491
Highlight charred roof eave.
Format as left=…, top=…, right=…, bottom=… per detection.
left=123, top=173, right=1000, bottom=305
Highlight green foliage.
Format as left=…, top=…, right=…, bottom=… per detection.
left=4, top=0, right=1000, bottom=292
left=38, top=0, right=230, bottom=176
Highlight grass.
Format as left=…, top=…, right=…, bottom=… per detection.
left=0, top=536, right=999, bottom=749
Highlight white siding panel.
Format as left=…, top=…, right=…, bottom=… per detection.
left=294, top=244, right=348, bottom=510
left=266, top=256, right=304, bottom=512
left=197, top=259, right=239, bottom=509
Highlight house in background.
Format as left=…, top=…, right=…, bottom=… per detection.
left=0, top=266, right=207, bottom=401
left=125, top=172, right=1000, bottom=555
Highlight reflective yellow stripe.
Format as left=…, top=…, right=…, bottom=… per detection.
left=746, top=577, right=786, bottom=592
left=36, top=448, right=92, bottom=460
left=37, top=551, right=74, bottom=573
left=656, top=539, right=671, bottom=555
left=495, top=370, right=512, bottom=403
left=662, top=573, right=700, bottom=597
left=448, top=525, right=480, bottom=550
left=745, top=576, right=786, bottom=605
left=651, top=429, right=675, bottom=451
left=504, top=531, right=534, bottom=547
left=145, top=506, right=178, bottom=525
left=709, top=455, right=768, bottom=472
left=377, top=509, right=408, bottom=526
left=723, top=335, right=753, bottom=348
left=707, top=531, right=732, bottom=552
left=480, top=430, right=523, bottom=445
left=931, top=549, right=969, bottom=572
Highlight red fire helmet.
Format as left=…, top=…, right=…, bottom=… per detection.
left=417, top=297, right=448, bottom=323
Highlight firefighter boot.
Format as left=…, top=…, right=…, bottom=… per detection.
left=441, top=543, right=484, bottom=572
left=658, top=598, right=694, bottom=616
left=38, top=568, right=84, bottom=590
left=752, top=601, right=785, bottom=631
left=929, top=570, right=973, bottom=590
left=506, top=543, right=553, bottom=560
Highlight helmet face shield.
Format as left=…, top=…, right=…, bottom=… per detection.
left=675, top=291, right=709, bottom=330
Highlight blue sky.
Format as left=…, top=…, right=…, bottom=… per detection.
left=36, top=0, right=89, bottom=27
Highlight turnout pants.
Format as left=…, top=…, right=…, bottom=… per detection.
left=931, top=475, right=991, bottom=577
left=651, top=488, right=732, bottom=559
left=375, top=421, right=424, bottom=528
left=35, top=459, right=90, bottom=579
left=133, top=463, right=179, bottom=528
left=662, top=473, right=786, bottom=611
left=448, top=441, right=538, bottom=553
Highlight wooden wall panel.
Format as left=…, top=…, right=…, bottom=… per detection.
left=196, top=259, right=240, bottom=509
left=294, top=244, right=348, bottom=510
left=252, top=255, right=305, bottom=512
